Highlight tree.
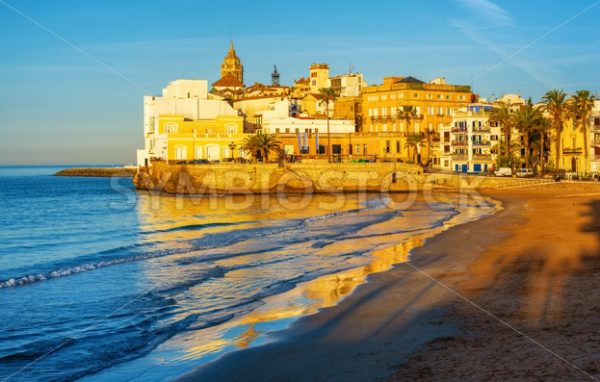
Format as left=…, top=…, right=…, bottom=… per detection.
left=570, top=90, right=596, bottom=170
left=541, top=89, right=569, bottom=169
left=241, top=131, right=281, bottom=162
left=405, top=133, right=425, bottom=164
left=397, top=106, right=417, bottom=162
left=512, top=103, right=543, bottom=169
left=318, top=87, right=338, bottom=162
left=489, top=103, right=514, bottom=156
left=534, top=117, right=552, bottom=175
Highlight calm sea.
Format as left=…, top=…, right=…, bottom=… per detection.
left=0, top=166, right=497, bottom=382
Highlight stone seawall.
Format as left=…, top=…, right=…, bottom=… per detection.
left=133, top=161, right=561, bottom=194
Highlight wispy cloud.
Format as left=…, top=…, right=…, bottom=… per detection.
left=455, top=0, right=514, bottom=26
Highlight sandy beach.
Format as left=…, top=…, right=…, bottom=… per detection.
left=177, top=183, right=600, bottom=382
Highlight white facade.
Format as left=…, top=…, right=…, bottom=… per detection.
left=330, top=73, right=368, bottom=97
left=261, top=117, right=355, bottom=135
left=258, top=99, right=355, bottom=134
left=136, top=79, right=239, bottom=166
left=440, top=108, right=501, bottom=173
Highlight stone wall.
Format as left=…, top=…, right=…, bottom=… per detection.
left=133, top=161, right=557, bottom=194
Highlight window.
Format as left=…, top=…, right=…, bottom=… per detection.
left=385, top=140, right=391, bottom=153
left=165, top=122, right=178, bottom=133
left=381, top=95, right=387, bottom=101
left=355, top=144, right=360, bottom=155
left=175, top=145, right=187, bottom=160
left=413, top=93, right=419, bottom=98
left=285, top=128, right=290, bottom=133
left=426, top=93, right=433, bottom=99
left=444, top=145, right=450, bottom=153
left=444, top=131, right=450, bottom=141
left=275, top=128, right=280, bottom=133
left=363, top=144, right=368, bottom=155
left=396, top=140, right=401, bottom=153
left=458, top=95, right=465, bottom=101
left=225, top=124, right=237, bottom=134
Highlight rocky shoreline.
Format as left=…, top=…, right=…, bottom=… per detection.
left=54, top=168, right=136, bottom=177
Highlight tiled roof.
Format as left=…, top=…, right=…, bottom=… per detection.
left=397, top=76, right=424, bottom=84
left=213, top=73, right=244, bottom=88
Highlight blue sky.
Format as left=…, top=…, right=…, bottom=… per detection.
left=0, top=0, right=599, bottom=165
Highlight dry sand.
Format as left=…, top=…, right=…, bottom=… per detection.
left=177, top=183, right=600, bottom=382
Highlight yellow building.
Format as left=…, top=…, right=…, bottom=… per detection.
left=362, top=76, right=473, bottom=164
left=157, top=114, right=247, bottom=162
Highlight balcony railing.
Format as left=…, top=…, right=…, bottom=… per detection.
left=473, top=154, right=492, bottom=160
left=451, top=141, right=468, bottom=146
left=452, top=128, right=468, bottom=133
left=451, top=154, right=468, bottom=160
left=472, top=140, right=491, bottom=146
left=563, top=147, right=584, bottom=155
left=473, top=127, right=491, bottom=133
left=592, top=139, right=600, bottom=147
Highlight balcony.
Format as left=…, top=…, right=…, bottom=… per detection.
left=451, top=141, right=468, bottom=146
left=452, top=127, right=467, bottom=133
left=473, top=154, right=492, bottom=160
left=473, top=127, right=491, bottom=133
left=563, top=147, right=583, bottom=155
left=472, top=140, right=491, bottom=146
left=592, top=139, right=600, bottom=147
left=451, top=154, right=468, bottom=160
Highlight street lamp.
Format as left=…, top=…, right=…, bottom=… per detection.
left=228, top=142, right=237, bottom=162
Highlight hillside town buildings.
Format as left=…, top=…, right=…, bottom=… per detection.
left=136, top=41, right=600, bottom=175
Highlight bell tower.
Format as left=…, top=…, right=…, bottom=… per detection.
left=220, top=41, right=243, bottom=84
left=271, top=65, right=280, bottom=86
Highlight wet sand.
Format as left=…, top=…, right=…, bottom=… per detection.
left=177, top=183, right=600, bottom=382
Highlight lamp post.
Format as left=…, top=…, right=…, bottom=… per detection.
left=228, top=142, right=237, bottom=162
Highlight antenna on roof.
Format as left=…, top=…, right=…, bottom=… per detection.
left=349, top=61, right=352, bottom=74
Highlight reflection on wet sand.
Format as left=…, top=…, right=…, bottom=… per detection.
left=132, top=190, right=497, bottom=369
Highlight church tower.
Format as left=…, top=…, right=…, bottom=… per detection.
left=271, top=65, right=280, bottom=86
left=220, top=41, right=243, bottom=84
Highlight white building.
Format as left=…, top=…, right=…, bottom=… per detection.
left=440, top=106, right=501, bottom=173
left=136, top=79, right=240, bottom=166
left=330, top=72, right=368, bottom=97
left=258, top=99, right=355, bottom=135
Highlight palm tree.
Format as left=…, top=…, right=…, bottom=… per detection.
left=513, top=104, right=543, bottom=169
left=489, top=103, right=514, bottom=156
left=397, top=106, right=416, bottom=134
left=541, top=89, right=569, bottom=169
left=318, top=87, right=338, bottom=162
left=534, top=117, right=553, bottom=175
left=405, top=133, right=425, bottom=164
left=241, top=131, right=281, bottom=162
left=570, top=90, right=596, bottom=170
left=397, top=106, right=416, bottom=162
